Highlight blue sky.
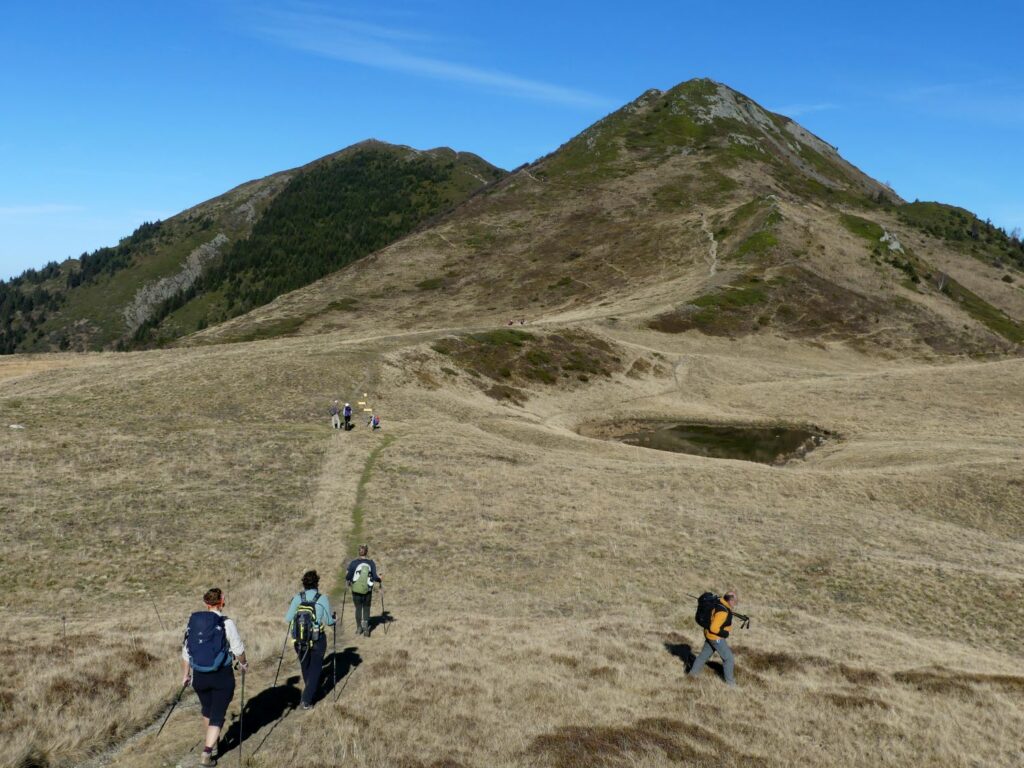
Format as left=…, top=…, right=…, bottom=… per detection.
left=2, top=0, right=1022, bottom=279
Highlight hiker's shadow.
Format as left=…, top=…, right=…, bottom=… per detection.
left=369, top=610, right=395, bottom=632
left=664, top=640, right=726, bottom=681
left=315, top=646, right=362, bottom=702
left=219, top=648, right=363, bottom=757
left=219, top=674, right=301, bottom=755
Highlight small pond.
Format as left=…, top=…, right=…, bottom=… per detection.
left=590, top=421, right=830, bottom=465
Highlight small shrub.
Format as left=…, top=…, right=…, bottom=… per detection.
left=548, top=276, right=573, bottom=289
left=469, top=329, right=533, bottom=347
left=736, top=231, right=778, bottom=257
left=326, top=297, right=359, bottom=311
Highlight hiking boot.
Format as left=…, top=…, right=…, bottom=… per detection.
left=200, top=752, right=217, bottom=766
left=362, top=622, right=371, bottom=637
left=302, top=702, right=313, bottom=711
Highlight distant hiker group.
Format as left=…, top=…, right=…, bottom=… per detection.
left=329, top=399, right=381, bottom=431
left=172, top=547, right=387, bottom=764
left=330, top=400, right=354, bottom=430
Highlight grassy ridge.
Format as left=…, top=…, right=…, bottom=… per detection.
left=0, top=145, right=504, bottom=354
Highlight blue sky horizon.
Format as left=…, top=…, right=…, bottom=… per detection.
left=2, top=0, right=1022, bottom=280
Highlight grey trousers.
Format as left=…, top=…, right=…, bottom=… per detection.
left=687, top=638, right=736, bottom=686
left=352, top=591, right=373, bottom=630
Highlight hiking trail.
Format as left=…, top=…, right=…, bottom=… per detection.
left=81, top=372, right=390, bottom=767
left=700, top=213, right=718, bottom=276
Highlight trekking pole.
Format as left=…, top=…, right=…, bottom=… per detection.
left=61, top=614, right=67, bottom=661
left=272, top=626, right=290, bottom=687
left=380, top=583, right=388, bottom=635
left=156, top=680, right=189, bottom=737
left=148, top=592, right=166, bottom=631
left=238, top=666, right=245, bottom=768
left=332, top=612, right=338, bottom=692
left=686, top=594, right=751, bottom=629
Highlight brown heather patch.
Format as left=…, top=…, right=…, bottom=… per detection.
left=647, top=264, right=1000, bottom=355
left=625, top=357, right=651, bottom=378
left=12, top=747, right=49, bottom=768
left=893, top=666, right=1024, bottom=695
left=837, top=664, right=884, bottom=685
left=431, top=329, right=627, bottom=402
left=484, top=383, right=527, bottom=405
left=587, top=665, right=618, bottom=682
left=335, top=705, right=371, bottom=728
left=396, top=758, right=468, bottom=768
left=370, top=649, right=411, bottom=675
left=820, top=691, right=893, bottom=711
left=527, top=718, right=706, bottom=768
left=736, top=648, right=807, bottom=674
left=123, top=648, right=159, bottom=670
left=551, top=654, right=580, bottom=668
left=969, top=673, right=1024, bottom=691
left=46, top=671, right=129, bottom=704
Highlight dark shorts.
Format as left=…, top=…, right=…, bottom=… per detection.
left=192, top=666, right=235, bottom=727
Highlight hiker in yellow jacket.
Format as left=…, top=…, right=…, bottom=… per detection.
left=688, top=590, right=739, bottom=686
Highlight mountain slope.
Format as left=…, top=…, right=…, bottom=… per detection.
left=0, top=142, right=504, bottom=353
left=192, top=79, right=1024, bottom=358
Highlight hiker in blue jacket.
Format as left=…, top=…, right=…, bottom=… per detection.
left=343, top=403, right=353, bottom=430
left=345, top=545, right=381, bottom=636
left=181, top=588, right=248, bottom=766
left=284, top=570, right=336, bottom=710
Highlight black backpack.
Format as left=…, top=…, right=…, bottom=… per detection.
left=291, top=591, right=321, bottom=647
left=694, top=592, right=722, bottom=631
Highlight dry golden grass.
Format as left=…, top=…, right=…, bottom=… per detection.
left=2, top=318, right=1023, bottom=767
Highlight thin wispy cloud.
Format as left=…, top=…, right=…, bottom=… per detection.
left=0, top=204, right=84, bottom=217
left=891, top=80, right=1024, bottom=125
left=243, top=4, right=612, bottom=109
left=774, top=102, right=840, bottom=117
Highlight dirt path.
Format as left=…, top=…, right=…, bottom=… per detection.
left=700, top=213, right=718, bottom=276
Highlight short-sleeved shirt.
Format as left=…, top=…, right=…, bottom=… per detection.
left=285, top=589, right=335, bottom=628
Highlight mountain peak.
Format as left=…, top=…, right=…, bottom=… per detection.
left=536, top=77, right=896, bottom=203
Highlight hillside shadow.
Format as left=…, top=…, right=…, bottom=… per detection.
left=664, top=640, right=725, bottom=680
left=220, top=648, right=363, bottom=757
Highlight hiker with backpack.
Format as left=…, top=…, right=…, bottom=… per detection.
left=180, top=588, right=248, bottom=766
left=343, top=403, right=353, bottom=430
left=688, top=590, right=743, bottom=687
left=330, top=400, right=341, bottom=429
left=284, top=570, right=336, bottom=710
left=345, top=545, right=381, bottom=636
